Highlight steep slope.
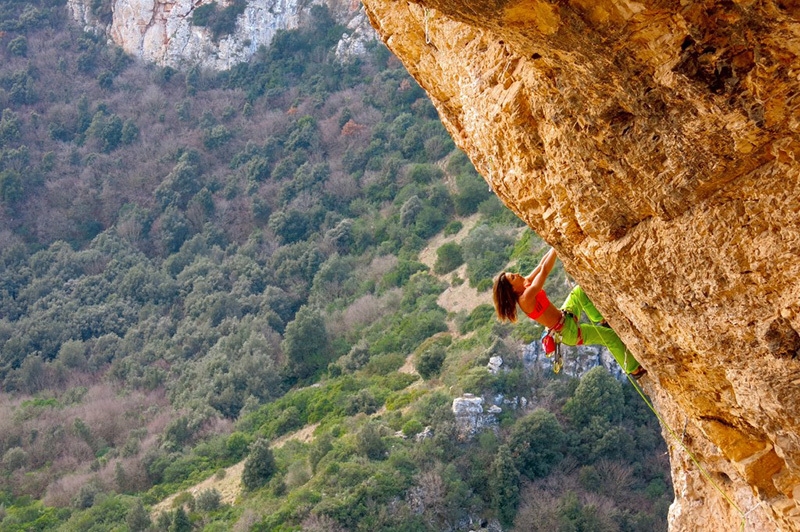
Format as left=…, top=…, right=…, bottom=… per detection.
left=360, top=1, right=800, bottom=530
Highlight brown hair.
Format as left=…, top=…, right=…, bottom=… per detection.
left=493, top=272, right=519, bottom=323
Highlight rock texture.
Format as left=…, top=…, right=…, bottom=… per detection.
left=452, top=393, right=500, bottom=440
left=361, top=1, right=800, bottom=530
left=522, top=334, right=628, bottom=380
left=68, top=0, right=375, bottom=69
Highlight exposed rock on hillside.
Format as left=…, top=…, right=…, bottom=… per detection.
left=68, top=0, right=375, bottom=69
left=361, top=1, right=800, bottom=530
left=452, top=393, right=500, bottom=440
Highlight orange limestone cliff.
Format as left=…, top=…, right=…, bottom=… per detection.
left=360, top=0, right=800, bottom=530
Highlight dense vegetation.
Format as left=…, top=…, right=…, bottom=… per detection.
left=0, top=2, right=672, bottom=530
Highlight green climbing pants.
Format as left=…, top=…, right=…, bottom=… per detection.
left=557, top=286, right=641, bottom=374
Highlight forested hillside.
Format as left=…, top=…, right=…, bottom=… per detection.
left=0, top=1, right=672, bottom=530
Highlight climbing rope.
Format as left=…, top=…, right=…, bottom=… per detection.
left=618, top=355, right=752, bottom=530
left=551, top=283, right=758, bottom=528
left=423, top=8, right=431, bottom=44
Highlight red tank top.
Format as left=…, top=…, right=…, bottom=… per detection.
left=526, top=290, right=551, bottom=320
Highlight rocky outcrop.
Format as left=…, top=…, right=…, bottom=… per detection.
left=361, top=1, right=800, bottom=530
left=68, top=0, right=375, bottom=69
left=522, top=336, right=627, bottom=380
left=452, top=393, right=500, bottom=440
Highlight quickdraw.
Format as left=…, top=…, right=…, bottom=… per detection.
left=541, top=330, right=564, bottom=373
left=541, top=310, right=583, bottom=374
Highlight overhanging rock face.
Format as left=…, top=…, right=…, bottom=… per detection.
left=360, top=1, right=800, bottom=530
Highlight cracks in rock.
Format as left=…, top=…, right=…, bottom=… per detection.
left=698, top=414, right=738, bottom=430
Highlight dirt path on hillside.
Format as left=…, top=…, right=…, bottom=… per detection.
left=417, top=214, right=492, bottom=317
left=151, top=423, right=320, bottom=516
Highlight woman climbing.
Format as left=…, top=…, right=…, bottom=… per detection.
left=493, top=247, right=646, bottom=379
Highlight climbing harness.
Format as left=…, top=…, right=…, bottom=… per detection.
left=541, top=310, right=583, bottom=374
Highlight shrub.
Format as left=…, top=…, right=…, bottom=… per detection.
left=344, top=389, right=380, bottom=415
left=443, top=220, right=463, bottom=236
left=363, top=353, right=405, bottom=376
left=7, top=36, right=28, bottom=57
left=508, top=409, right=565, bottom=479
left=355, top=421, right=386, bottom=460
left=226, top=432, right=251, bottom=460
left=414, top=346, right=445, bottom=380
left=563, top=366, right=624, bottom=425
left=407, top=163, right=444, bottom=184
left=191, top=3, right=216, bottom=26
left=460, top=304, right=495, bottom=334
left=433, top=242, right=463, bottom=275
left=242, top=438, right=276, bottom=491
left=172, top=491, right=195, bottom=511
left=126, top=499, right=151, bottom=532
left=195, top=488, right=222, bottom=512
left=401, top=419, right=423, bottom=437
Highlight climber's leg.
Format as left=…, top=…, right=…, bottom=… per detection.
left=580, top=324, right=641, bottom=374
left=561, top=285, right=604, bottom=323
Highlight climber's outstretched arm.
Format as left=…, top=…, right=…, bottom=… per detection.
left=523, top=247, right=557, bottom=296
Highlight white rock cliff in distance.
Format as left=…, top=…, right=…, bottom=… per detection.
left=68, top=0, right=375, bottom=70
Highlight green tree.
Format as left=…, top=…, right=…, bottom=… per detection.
left=433, top=242, right=464, bottom=274
left=125, top=499, right=151, bottom=532
left=155, top=150, right=203, bottom=209
left=170, top=506, right=192, bottom=532
left=87, top=111, right=123, bottom=152
left=399, top=195, right=422, bottom=226
left=408, top=163, right=443, bottom=184
left=508, top=408, right=565, bottom=479
left=0, top=109, right=21, bottom=147
left=414, top=345, right=445, bottom=380
left=242, top=438, right=276, bottom=491
left=285, top=115, right=319, bottom=152
left=462, top=224, right=514, bottom=288
left=355, top=421, right=386, bottom=460
left=268, top=209, right=310, bottom=244
left=121, top=119, right=139, bottom=144
left=159, top=206, right=192, bottom=253
left=203, top=124, right=232, bottom=149
left=453, top=170, right=492, bottom=215
left=281, top=305, right=329, bottom=381
left=308, top=432, right=333, bottom=473
left=195, top=488, right=221, bottom=511
left=490, top=444, right=521, bottom=527
left=7, top=36, right=28, bottom=57
left=0, top=169, right=23, bottom=204
left=563, top=366, right=624, bottom=426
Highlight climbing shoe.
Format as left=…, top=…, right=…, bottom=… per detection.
left=629, top=367, right=647, bottom=380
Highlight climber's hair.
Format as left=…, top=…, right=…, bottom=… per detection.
left=493, top=272, right=518, bottom=323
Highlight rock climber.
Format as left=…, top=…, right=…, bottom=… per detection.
left=492, top=247, right=646, bottom=379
